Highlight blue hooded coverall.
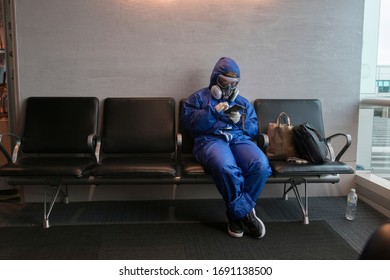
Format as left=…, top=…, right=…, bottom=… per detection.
left=181, top=57, right=272, bottom=221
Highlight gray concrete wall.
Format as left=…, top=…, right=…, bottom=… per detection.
left=11, top=0, right=363, bottom=200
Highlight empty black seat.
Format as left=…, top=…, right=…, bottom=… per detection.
left=0, top=97, right=99, bottom=177
left=90, top=97, right=177, bottom=181
left=0, top=97, right=99, bottom=227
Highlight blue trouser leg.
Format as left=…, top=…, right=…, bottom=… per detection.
left=194, top=136, right=271, bottom=220
left=230, top=137, right=271, bottom=202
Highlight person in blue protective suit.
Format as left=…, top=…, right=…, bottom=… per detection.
left=181, top=57, right=272, bottom=238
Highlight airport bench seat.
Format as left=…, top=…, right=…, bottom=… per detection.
left=0, top=97, right=354, bottom=227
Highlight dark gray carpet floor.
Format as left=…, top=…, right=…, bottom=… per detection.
left=0, top=221, right=358, bottom=260
left=0, top=196, right=388, bottom=259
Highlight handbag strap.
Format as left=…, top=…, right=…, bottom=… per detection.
left=276, top=112, right=292, bottom=127
left=304, top=123, right=324, bottom=140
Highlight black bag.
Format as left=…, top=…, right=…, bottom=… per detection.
left=292, top=123, right=328, bottom=164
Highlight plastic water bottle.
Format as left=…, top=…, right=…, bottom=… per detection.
left=345, top=188, right=358, bottom=220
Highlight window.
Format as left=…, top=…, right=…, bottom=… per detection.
left=377, top=80, right=390, bottom=93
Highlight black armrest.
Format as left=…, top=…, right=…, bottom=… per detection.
left=177, top=133, right=183, bottom=153
left=87, top=134, right=99, bottom=163
left=325, top=133, right=352, bottom=161
left=176, top=133, right=183, bottom=177
left=0, top=132, right=21, bottom=163
left=257, top=133, right=269, bottom=153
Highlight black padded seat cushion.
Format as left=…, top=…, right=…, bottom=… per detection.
left=270, top=160, right=354, bottom=176
left=101, top=98, right=176, bottom=153
left=22, top=97, right=99, bottom=153
left=0, top=157, right=94, bottom=177
left=255, top=99, right=325, bottom=137
left=93, top=97, right=177, bottom=178
left=181, top=157, right=207, bottom=176
left=91, top=157, right=176, bottom=177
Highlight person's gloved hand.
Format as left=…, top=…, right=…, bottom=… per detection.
left=215, top=102, right=229, bottom=113
left=226, top=111, right=241, bottom=124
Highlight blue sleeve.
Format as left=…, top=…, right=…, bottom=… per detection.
left=241, top=102, right=259, bottom=139
left=181, top=92, right=230, bottom=137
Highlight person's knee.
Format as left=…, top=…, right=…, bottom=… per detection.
left=220, top=162, right=240, bottom=176
left=247, top=158, right=272, bottom=177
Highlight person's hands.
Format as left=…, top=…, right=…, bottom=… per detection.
left=215, top=102, right=229, bottom=113
left=226, top=111, right=241, bottom=124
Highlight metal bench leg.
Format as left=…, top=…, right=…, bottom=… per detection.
left=285, top=178, right=309, bottom=224
left=61, top=185, right=69, bottom=204
left=43, top=184, right=63, bottom=228
left=282, top=183, right=289, bottom=200
left=168, top=183, right=178, bottom=223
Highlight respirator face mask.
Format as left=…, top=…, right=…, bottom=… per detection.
left=211, top=75, right=240, bottom=101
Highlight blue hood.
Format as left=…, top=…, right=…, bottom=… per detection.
left=209, top=57, right=240, bottom=89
